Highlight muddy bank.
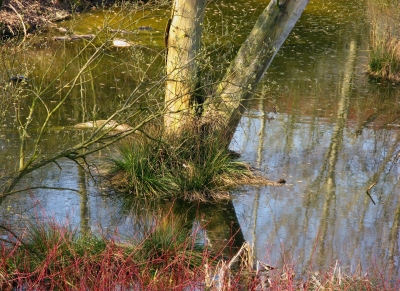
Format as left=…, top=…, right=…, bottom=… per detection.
left=0, top=0, right=71, bottom=37
left=0, top=0, right=142, bottom=38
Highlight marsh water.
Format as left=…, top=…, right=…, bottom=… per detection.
left=1, top=0, right=400, bottom=279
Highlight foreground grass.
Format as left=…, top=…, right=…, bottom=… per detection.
left=0, top=216, right=206, bottom=290
left=110, top=125, right=271, bottom=201
left=1, top=220, right=398, bottom=291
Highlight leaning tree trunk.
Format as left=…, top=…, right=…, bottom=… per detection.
left=164, top=0, right=207, bottom=132
left=204, top=0, right=309, bottom=139
left=165, top=0, right=309, bottom=138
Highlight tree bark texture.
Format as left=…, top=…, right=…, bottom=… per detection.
left=164, top=0, right=207, bottom=132
left=204, top=0, right=309, bottom=137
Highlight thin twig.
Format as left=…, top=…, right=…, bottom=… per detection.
left=8, top=4, right=27, bottom=45
left=0, top=186, right=80, bottom=198
left=366, top=182, right=377, bottom=205
left=0, top=224, right=44, bottom=259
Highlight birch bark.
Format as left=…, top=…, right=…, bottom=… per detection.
left=164, top=0, right=207, bottom=131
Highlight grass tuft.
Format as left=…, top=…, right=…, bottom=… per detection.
left=110, top=124, right=267, bottom=201
left=111, top=136, right=178, bottom=197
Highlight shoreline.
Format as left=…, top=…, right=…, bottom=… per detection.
left=0, top=0, right=121, bottom=38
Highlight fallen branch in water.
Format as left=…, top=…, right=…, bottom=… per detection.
left=0, top=224, right=44, bottom=259
left=366, top=182, right=377, bottom=205
left=0, top=186, right=80, bottom=198
left=54, top=34, right=96, bottom=41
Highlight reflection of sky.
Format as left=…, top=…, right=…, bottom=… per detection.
left=0, top=159, right=146, bottom=241
left=231, top=113, right=400, bottom=278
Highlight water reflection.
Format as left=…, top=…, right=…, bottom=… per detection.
left=231, top=9, right=400, bottom=277
left=233, top=110, right=399, bottom=274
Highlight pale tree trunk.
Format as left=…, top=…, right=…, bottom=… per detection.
left=204, top=0, right=309, bottom=136
left=164, top=0, right=207, bottom=132
left=165, top=0, right=309, bottom=138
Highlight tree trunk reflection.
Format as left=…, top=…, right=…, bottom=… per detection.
left=313, top=40, right=357, bottom=265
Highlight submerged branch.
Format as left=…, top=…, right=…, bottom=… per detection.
left=366, top=182, right=377, bottom=205
left=0, top=224, right=44, bottom=260
left=0, top=186, right=80, bottom=198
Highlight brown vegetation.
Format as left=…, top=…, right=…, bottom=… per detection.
left=0, top=0, right=130, bottom=38
left=367, top=0, right=400, bottom=84
left=0, top=0, right=73, bottom=37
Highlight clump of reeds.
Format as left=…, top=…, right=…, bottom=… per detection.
left=110, top=124, right=271, bottom=201
left=367, top=0, right=400, bottom=84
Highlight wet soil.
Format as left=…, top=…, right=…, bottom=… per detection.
left=0, top=0, right=118, bottom=38
left=0, top=0, right=69, bottom=37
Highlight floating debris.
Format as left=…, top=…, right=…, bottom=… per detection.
left=109, top=28, right=134, bottom=34
left=277, top=178, right=286, bottom=184
left=58, top=27, right=68, bottom=33
left=54, top=34, right=95, bottom=41
left=9, top=75, right=29, bottom=85
left=73, top=120, right=133, bottom=132
left=112, top=39, right=133, bottom=47
left=138, top=26, right=153, bottom=31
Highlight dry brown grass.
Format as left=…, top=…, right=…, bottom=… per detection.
left=0, top=0, right=71, bottom=37
left=367, top=0, right=400, bottom=84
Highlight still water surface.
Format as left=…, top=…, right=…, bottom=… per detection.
left=1, top=0, right=399, bottom=279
